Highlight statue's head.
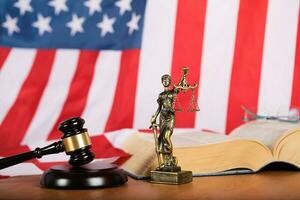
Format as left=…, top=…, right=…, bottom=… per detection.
left=161, top=74, right=171, bottom=87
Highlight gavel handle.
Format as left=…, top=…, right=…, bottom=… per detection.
left=0, top=141, right=64, bottom=170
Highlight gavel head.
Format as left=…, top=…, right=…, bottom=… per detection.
left=58, top=117, right=95, bottom=167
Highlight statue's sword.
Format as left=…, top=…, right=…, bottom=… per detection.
left=150, top=123, right=161, bottom=167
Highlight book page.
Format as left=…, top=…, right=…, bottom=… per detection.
left=118, top=133, right=157, bottom=177
left=230, top=120, right=300, bottom=149
left=118, top=127, right=280, bottom=178
left=120, top=130, right=233, bottom=177
left=139, top=130, right=231, bottom=148
left=122, top=131, right=272, bottom=177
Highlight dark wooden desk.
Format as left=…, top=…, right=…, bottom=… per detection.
left=0, top=171, right=299, bottom=200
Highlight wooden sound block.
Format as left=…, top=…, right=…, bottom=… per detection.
left=40, top=161, right=128, bottom=189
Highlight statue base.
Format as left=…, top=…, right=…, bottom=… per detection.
left=150, top=170, right=192, bottom=185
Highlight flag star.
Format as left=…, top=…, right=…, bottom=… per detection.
left=115, top=0, right=132, bottom=15
left=127, top=13, right=140, bottom=35
left=84, top=0, right=102, bottom=16
left=97, top=14, right=116, bottom=37
left=66, top=14, right=85, bottom=36
left=14, top=0, right=33, bottom=15
left=48, top=0, right=68, bottom=15
left=2, top=14, right=20, bottom=35
left=32, top=14, right=52, bottom=36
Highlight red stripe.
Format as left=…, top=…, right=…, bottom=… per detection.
left=291, top=11, right=300, bottom=107
left=0, top=145, right=32, bottom=156
left=225, top=0, right=268, bottom=134
left=105, top=49, right=140, bottom=132
left=113, top=156, right=131, bottom=166
left=170, top=0, right=207, bottom=128
left=91, top=135, right=129, bottom=158
left=0, top=47, right=11, bottom=70
left=47, top=50, right=99, bottom=140
left=0, top=50, right=55, bottom=149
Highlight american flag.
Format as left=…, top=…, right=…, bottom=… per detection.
left=0, top=0, right=299, bottom=176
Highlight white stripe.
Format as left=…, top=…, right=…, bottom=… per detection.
left=195, top=0, right=240, bottom=133
left=0, top=48, right=36, bottom=124
left=0, top=163, right=43, bottom=176
left=82, top=50, right=121, bottom=135
left=258, top=0, right=300, bottom=116
left=133, top=0, right=178, bottom=128
left=22, top=50, right=79, bottom=146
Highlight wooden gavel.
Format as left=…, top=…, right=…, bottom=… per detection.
left=0, top=117, right=95, bottom=170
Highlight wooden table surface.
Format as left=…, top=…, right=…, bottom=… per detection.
left=0, top=171, right=300, bottom=200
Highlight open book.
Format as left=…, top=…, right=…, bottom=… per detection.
left=114, top=120, right=300, bottom=179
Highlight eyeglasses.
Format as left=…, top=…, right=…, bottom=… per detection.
left=242, top=105, right=300, bottom=123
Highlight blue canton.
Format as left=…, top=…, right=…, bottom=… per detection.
left=0, top=0, right=147, bottom=50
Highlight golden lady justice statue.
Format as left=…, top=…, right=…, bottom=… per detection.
left=150, top=67, right=199, bottom=184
